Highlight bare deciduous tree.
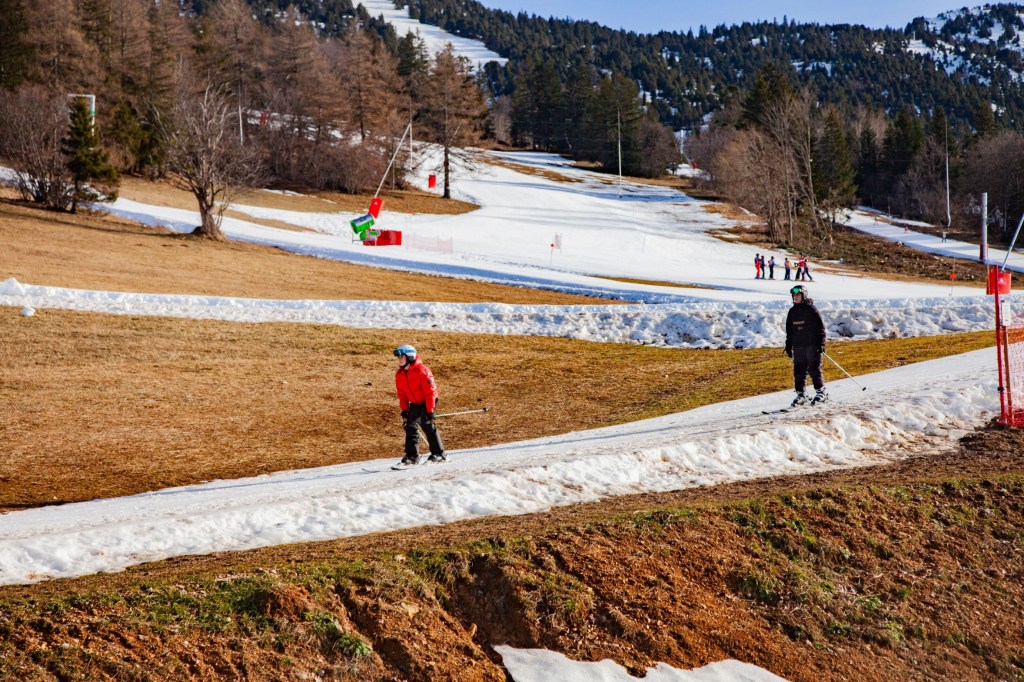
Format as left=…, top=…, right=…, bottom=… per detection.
left=0, top=85, right=74, bottom=209
left=714, top=128, right=796, bottom=242
left=761, top=93, right=818, bottom=241
left=962, top=129, right=1024, bottom=240
left=158, top=79, right=266, bottom=240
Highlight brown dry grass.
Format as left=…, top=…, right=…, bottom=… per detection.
left=481, top=156, right=584, bottom=184
left=596, top=276, right=716, bottom=290
left=0, top=199, right=610, bottom=304
left=703, top=202, right=760, bottom=224
left=0, top=306, right=993, bottom=510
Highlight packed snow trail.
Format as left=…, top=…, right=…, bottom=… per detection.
left=843, top=208, right=1024, bottom=273
left=0, top=349, right=997, bottom=586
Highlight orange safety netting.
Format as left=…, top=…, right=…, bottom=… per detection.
left=998, top=297, right=1024, bottom=427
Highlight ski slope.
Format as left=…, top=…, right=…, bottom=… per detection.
left=358, top=0, right=507, bottom=70
left=0, top=152, right=1004, bottom=586
left=2, top=148, right=1005, bottom=349
left=0, top=349, right=997, bottom=586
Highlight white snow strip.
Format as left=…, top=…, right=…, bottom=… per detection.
left=0, top=278, right=1001, bottom=349
left=0, top=349, right=997, bottom=586
left=496, top=647, right=789, bottom=682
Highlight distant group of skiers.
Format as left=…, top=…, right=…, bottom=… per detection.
left=754, top=253, right=813, bottom=281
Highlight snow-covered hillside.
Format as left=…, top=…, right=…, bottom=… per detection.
left=906, top=5, right=1024, bottom=84
left=360, top=0, right=507, bottom=69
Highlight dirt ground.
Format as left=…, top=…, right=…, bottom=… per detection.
left=0, top=422, right=1020, bottom=681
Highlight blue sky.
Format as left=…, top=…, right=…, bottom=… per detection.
left=477, top=1, right=967, bottom=34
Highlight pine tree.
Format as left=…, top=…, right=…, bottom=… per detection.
left=856, top=125, right=881, bottom=206
left=337, top=29, right=390, bottom=142
left=396, top=30, right=430, bottom=110
left=584, top=73, right=644, bottom=175
left=882, top=107, right=925, bottom=179
left=62, top=96, right=119, bottom=213
left=420, top=45, right=486, bottom=199
left=813, top=107, right=856, bottom=228
left=0, top=0, right=34, bottom=88
left=973, top=101, right=996, bottom=139
left=738, top=63, right=793, bottom=129
left=512, top=60, right=569, bottom=150
left=561, top=60, right=595, bottom=155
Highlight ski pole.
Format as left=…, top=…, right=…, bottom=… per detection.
left=435, top=408, right=489, bottom=418
left=823, top=352, right=866, bottom=391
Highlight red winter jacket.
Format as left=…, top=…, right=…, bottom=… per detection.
left=395, top=357, right=439, bottom=413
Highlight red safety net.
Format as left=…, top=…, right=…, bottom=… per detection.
left=996, top=286, right=1024, bottom=427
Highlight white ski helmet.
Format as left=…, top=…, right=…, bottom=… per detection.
left=393, top=344, right=417, bottom=360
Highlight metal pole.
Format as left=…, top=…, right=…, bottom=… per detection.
left=993, top=280, right=1013, bottom=425
left=822, top=352, right=867, bottom=391
left=435, top=408, right=489, bottom=418
left=617, top=109, right=622, bottom=198
left=1001, top=210, right=1024, bottom=272
left=982, top=192, right=989, bottom=263
left=375, top=122, right=412, bottom=199
left=944, top=126, right=951, bottom=229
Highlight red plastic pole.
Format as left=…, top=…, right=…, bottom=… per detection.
left=994, top=273, right=1008, bottom=425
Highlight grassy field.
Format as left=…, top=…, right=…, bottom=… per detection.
left=117, top=175, right=480, bottom=216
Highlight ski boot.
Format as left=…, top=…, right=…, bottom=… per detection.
left=811, top=389, right=829, bottom=406
left=391, top=455, right=421, bottom=470
left=790, top=392, right=809, bottom=408
left=427, top=452, right=448, bottom=464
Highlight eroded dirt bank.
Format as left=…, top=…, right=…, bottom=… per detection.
left=1, top=422, right=1022, bottom=681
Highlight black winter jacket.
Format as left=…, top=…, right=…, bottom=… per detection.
left=785, top=300, right=826, bottom=353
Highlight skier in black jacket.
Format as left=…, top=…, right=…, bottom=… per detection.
left=784, top=284, right=828, bottom=407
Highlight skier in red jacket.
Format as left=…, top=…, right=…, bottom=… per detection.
left=393, top=344, right=446, bottom=468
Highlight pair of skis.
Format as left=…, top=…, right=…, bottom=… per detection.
left=391, top=456, right=447, bottom=471
left=389, top=407, right=488, bottom=470
left=762, top=397, right=828, bottom=415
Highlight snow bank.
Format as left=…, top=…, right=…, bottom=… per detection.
left=0, top=278, right=999, bottom=349
left=495, top=647, right=788, bottom=682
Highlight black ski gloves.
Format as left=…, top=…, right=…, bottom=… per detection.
left=785, top=346, right=793, bottom=358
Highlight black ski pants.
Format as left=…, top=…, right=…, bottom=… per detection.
left=404, top=402, right=445, bottom=459
left=792, top=346, right=824, bottom=393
